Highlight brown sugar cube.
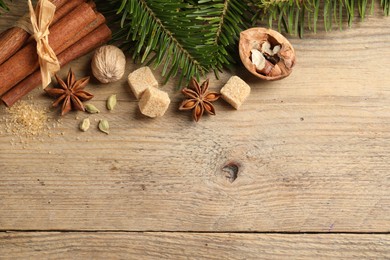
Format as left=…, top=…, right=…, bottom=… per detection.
left=128, top=66, right=158, bottom=99
left=220, top=76, right=251, bottom=109
left=139, top=87, right=170, bottom=118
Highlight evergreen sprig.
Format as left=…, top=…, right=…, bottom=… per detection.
left=96, top=0, right=249, bottom=86
left=254, top=0, right=390, bottom=37
left=95, top=0, right=390, bottom=87
left=96, top=0, right=250, bottom=86
left=0, top=0, right=9, bottom=12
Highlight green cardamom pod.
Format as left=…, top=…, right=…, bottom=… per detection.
left=79, top=118, right=90, bottom=132
left=107, top=94, right=117, bottom=111
left=98, top=119, right=109, bottom=135
left=85, top=104, right=100, bottom=114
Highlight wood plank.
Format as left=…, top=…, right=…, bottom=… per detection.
left=0, top=232, right=389, bottom=259
left=0, top=2, right=389, bottom=232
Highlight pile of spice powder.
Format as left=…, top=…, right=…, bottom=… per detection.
left=3, top=100, right=48, bottom=138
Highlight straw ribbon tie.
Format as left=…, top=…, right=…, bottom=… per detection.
left=27, top=0, right=60, bottom=88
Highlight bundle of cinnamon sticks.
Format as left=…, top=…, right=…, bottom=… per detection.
left=0, top=0, right=112, bottom=107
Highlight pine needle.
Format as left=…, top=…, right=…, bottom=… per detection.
left=0, top=0, right=9, bottom=12
left=255, top=0, right=390, bottom=36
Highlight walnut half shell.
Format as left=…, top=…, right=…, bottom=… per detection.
left=239, top=28, right=296, bottom=81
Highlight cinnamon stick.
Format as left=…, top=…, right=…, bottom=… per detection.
left=0, top=29, right=6, bottom=38
left=2, top=25, right=112, bottom=107
left=0, top=3, right=98, bottom=97
left=0, top=0, right=83, bottom=66
left=52, top=0, right=87, bottom=23
left=0, top=28, right=29, bottom=65
left=50, top=0, right=70, bottom=8
left=56, top=13, right=106, bottom=55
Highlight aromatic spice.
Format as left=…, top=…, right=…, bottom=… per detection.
left=107, top=94, right=117, bottom=110
left=2, top=100, right=48, bottom=138
left=79, top=118, right=90, bottom=132
left=179, top=78, right=220, bottom=122
left=92, top=45, right=126, bottom=83
left=0, top=0, right=86, bottom=66
left=98, top=119, right=109, bottom=134
left=0, top=2, right=102, bottom=97
left=85, top=104, right=100, bottom=114
left=45, top=68, right=93, bottom=115
left=1, top=24, right=112, bottom=108
left=5, top=101, right=47, bottom=136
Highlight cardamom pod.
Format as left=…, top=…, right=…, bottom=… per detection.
left=107, top=94, right=117, bottom=111
left=79, top=118, right=90, bottom=132
left=85, top=104, right=100, bottom=114
left=98, top=119, right=109, bottom=135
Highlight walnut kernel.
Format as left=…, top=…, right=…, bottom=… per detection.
left=239, top=28, right=296, bottom=80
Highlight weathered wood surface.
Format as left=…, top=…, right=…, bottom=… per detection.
left=1, top=232, right=389, bottom=259
left=0, top=0, right=389, bottom=239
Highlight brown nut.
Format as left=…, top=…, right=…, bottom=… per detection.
left=239, top=28, right=296, bottom=80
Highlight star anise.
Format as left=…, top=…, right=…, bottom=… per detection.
left=179, top=78, right=220, bottom=122
left=45, top=68, right=93, bottom=116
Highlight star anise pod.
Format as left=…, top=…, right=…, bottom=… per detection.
left=179, top=78, right=220, bottom=122
left=45, top=68, right=93, bottom=116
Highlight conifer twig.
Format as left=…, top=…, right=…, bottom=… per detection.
left=0, top=0, right=9, bottom=12
left=96, top=0, right=249, bottom=87
left=254, top=0, right=390, bottom=37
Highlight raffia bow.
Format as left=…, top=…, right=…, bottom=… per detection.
left=25, top=0, right=60, bottom=88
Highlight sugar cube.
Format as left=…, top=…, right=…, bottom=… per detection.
left=128, top=66, right=158, bottom=99
left=139, top=87, right=170, bottom=118
left=220, top=76, right=251, bottom=109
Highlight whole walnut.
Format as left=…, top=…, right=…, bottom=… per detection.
left=92, top=45, right=126, bottom=84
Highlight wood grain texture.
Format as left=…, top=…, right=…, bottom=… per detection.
left=1, top=232, right=389, bottom=259
left=0, top=2, right=389, bottom=233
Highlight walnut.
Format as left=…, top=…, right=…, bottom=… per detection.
left=91, top=45, right=126, bottom=84
left=239, top=28, right=296, bottom=80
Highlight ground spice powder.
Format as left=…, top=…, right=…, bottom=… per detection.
left=2, top=100, right=48, bottom=138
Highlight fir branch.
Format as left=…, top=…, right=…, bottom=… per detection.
left=96, top=0, right=249, bottom=87
left=98, top=0, right=207, bottom=85
left=382, top=0, right=390, bottom=14
left=0, top=0, right=9, bottom=12
left=192, top=0, right=250, bottom=76
left=254, top=0, right=390, bottom=37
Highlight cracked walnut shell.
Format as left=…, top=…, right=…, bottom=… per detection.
left=239, top=28, right=296, bottom=80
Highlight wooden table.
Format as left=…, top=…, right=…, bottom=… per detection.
left=1, top=2, right=389, bottom=259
